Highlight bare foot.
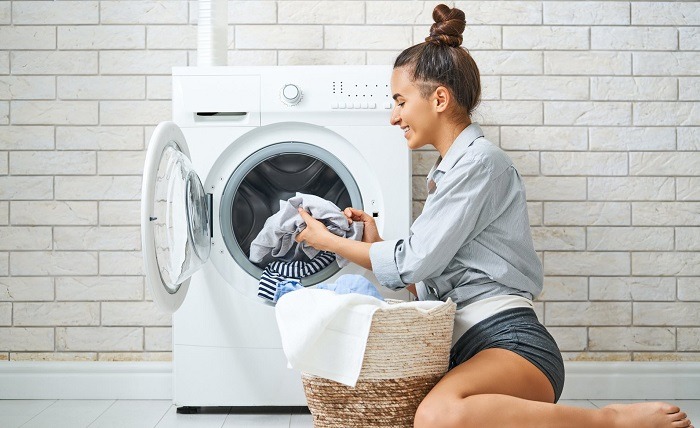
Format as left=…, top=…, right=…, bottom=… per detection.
left=601, top=402, right=693, bottom=428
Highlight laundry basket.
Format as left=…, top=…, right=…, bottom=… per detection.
left=301, top=299, right=456, bottom=428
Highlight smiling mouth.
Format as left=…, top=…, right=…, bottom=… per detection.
left=402, top=126, right=410, bottom=136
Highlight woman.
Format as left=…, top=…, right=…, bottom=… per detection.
left=295, top=4, right=692, bottom=428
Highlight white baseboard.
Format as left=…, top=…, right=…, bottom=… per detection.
left=1, top=361, right=698, bottom=400
left=0, top=362, right=172, bottom=400
left=560, top=361, right=700, bottom=400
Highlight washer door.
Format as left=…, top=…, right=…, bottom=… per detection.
left=141, top=121, right=211, bottom=313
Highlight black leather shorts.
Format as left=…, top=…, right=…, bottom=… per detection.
left=449, top=307, right=566, bottom=402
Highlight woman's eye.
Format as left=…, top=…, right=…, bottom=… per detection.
left=398, top=102, right=405, bottom=107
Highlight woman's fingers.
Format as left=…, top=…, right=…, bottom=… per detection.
left=343, top=207, right=354, bottom=224
left=295, top=209, right=308, bottom=243
left=297, top=207, right=312, bottom=221
left=344, top=207, right=369, bottom=222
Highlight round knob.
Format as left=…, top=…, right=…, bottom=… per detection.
left=281, top=84, right=302, bottom=105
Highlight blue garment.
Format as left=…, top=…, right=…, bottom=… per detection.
left=273, top=275, right=384, bottom=303
left=273, top=279, right=303, bottom=303
left=317, top=275, right=384, bottom=301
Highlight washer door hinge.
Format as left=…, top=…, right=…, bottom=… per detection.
left=207, top=193, right=213, bottom=238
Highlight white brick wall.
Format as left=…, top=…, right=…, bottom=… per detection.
left=0, top=0, right=698, bottom=362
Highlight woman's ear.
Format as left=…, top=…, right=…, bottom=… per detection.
left=433, top=86, right=450, bottom=113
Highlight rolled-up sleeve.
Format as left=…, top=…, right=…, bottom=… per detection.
left=370, top=159, right=496, bottom=290
left=369, top=239, right=405, bottom=290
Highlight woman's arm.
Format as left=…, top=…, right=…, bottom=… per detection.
left=325, top=234, right=373, bottom=270
left=296, top=208, right=418, bottom=295
left=295, top=207, right=373, bottom=269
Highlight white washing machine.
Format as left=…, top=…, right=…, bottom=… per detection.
left=141, top=65, right=411, bottom=408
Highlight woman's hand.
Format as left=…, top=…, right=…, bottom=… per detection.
left=344, top=207, right=382, bottom=243
left=295, top=207, right=337, bottom=251
left=295, top=207, right=375, bottom=270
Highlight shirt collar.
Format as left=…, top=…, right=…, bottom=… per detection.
left=426, top=122, right=484, bottom=184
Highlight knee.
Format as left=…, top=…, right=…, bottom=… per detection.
left=414, top=397, right=464, bottom=428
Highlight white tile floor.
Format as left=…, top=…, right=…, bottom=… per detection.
left=2, top=399, right=699, bottom=428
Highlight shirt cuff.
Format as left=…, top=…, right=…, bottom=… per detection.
left=369, top=239, right=406, bottom=290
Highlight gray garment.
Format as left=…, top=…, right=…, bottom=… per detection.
left=369, top=123, right=543, bottom=308
left=249, top=193, right=363, bottom=268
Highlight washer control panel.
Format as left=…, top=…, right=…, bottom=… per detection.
left=331, top=80, right=393, bottom=110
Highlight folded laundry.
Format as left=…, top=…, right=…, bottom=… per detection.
left=257, top=251, right=335, bottom=302
left=249, top=193, right=363, bottom=268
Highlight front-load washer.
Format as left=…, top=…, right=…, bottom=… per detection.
left=141, top=66, right=411, bottom=408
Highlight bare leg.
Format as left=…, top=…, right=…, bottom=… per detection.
left=414, top=348, right=693, bottom=428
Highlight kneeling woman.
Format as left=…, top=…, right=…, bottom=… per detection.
left=295, top=4, right=692, bottom=428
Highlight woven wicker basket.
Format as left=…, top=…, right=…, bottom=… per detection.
left=301, top=299, right=456, bottom=428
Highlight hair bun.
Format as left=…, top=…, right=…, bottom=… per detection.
left=425, top=4, right=465, bottom=47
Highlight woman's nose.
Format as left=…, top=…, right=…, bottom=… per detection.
left=390, top=107, right=400, bottom=126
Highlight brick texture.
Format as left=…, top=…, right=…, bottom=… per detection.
left=0, top=0, right=697, bottom=362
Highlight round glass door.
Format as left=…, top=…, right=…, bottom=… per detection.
left=142, top=121, right=211, bottom=313
left=153, top=144, right=210, bottom=291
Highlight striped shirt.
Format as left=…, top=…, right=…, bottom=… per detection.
left=369, top=123, right=543, bottom=309
left=257, top=251, right=336, bottom=301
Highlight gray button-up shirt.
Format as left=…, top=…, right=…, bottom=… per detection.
left=369, top=123, right=543, bottom=308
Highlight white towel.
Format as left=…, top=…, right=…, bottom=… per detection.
left=275, top=288, right=446, bottom=387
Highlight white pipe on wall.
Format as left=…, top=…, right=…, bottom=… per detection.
left=197, top=0, right=228, bottom=66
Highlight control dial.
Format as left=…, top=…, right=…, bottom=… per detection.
left=281, top=84, right=302, bottom=106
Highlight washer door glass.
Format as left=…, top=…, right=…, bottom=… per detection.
left=154, top=145, right=211, bottom=291
left=220, top=142, right=362, bottom=284
left=141, top=121, right=211, bottom=313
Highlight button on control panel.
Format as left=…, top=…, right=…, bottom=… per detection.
left=280, top=83, right=302, bottom=106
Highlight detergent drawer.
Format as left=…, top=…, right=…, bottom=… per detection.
left=173, top=75, right=261, bottom=127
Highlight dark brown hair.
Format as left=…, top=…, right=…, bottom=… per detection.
left=394, top=4, right=481, bottom=118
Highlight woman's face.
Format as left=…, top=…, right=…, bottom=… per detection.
left=389, top=66, right=439, bottom=150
